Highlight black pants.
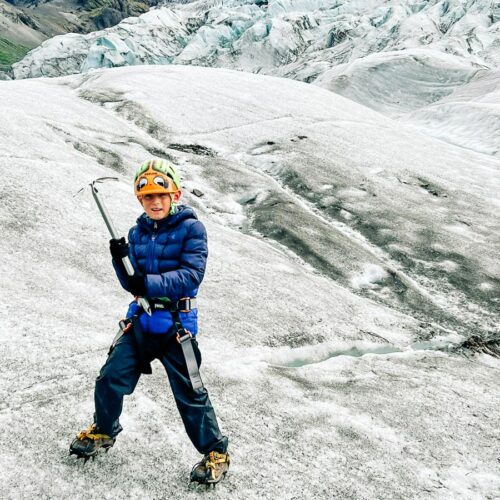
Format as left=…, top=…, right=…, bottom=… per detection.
left=94, top=330, right=228, bottom=455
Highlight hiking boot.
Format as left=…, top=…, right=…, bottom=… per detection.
left=69, top=423, right=115, bottom=462
left=190, top=451, right=230, bottom=484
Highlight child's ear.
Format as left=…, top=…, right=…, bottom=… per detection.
left=137, top=196, right=144, bottom=206
left=173, top=190, right=182, bottom=203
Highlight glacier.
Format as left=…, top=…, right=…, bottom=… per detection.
left=2, top=1, right=500, bottom=498
left=0, top=64, right=499, bottom=499
left=13, top=0, right=499, bottom=84
left=12, top=0, right=500, bottom=156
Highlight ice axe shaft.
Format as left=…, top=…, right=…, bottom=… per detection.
left=92, top=183, right=120, bottom=238
left=91, top=182, right=134, bottom=276
left=90, top=178, right=152, bottom=316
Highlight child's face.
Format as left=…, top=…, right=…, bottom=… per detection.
left=139, top=191, right=181, bottom=220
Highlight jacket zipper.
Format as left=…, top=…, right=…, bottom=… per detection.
left=147, top=221, right=158, bottom=273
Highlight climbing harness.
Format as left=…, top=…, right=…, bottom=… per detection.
left=113, top=298, right=204, bottom=391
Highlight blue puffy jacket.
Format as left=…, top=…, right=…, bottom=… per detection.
left=113, top=205, right=208, bottom=335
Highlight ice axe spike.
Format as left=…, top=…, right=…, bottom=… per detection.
left=89, top=177, right=152, bottom=316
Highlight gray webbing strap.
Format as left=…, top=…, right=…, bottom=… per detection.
left=172, top=310, right=204, bottom=393
left=107, top=319, right=130, bottom=355
left=178, top=332, right=204, bottom=392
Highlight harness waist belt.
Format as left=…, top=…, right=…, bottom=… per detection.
left=146, top=297, right=197, bottom=313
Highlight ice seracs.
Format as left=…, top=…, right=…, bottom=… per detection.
left=13, top=0, right=499, bottom=83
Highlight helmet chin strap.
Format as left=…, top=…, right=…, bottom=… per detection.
left=169, top=193, right=178, bottom=215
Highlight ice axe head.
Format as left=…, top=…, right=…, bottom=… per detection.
left=74, top=177, right=119, bottom=198
left=82, top=177, right=121, bottom=239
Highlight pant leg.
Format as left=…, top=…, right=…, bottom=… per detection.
left=94, top=332, right=142, bottom=437
left=159, top=336, right=228, bottom=455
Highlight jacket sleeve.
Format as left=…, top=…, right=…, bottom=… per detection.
left=145, top=220, right=208, bottom=301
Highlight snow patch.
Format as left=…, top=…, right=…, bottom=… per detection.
left=351, top=264, right=389, bottom=289
left=266, top=340, right=402, bottom=368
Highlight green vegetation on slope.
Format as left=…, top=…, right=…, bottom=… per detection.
left=0, top=37, right=30, bottom=69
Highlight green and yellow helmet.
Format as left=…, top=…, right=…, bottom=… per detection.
left=134, top=159, right=181, bottom=197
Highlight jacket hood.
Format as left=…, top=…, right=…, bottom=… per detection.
left=136, top=204, right=198, bottom=232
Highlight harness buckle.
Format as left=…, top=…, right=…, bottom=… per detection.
left=118, top=318, right=133, bottom=333
left=177, top=297, right=192, bottom=313
left=176, top=329, right=193, bottom=344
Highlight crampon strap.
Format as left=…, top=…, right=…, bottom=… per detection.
left=206, top=452, right=228, bottom=467
left=77, top=424, right=110, bottom=441
left=205, top=452, right=229, bottom=481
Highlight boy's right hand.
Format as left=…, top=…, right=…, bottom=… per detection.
left=110, top=237, right=129, bottom=262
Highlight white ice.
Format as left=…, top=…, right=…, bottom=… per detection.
left=0, top=65, right=498, bottom=499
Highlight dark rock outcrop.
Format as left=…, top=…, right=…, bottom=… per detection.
left=0, top=0, right=159, bottom=70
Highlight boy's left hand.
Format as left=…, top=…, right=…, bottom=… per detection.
left=110, top=237, right=129, bottom=262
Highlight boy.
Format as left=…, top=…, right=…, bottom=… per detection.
left=70, top=159, right=230, bottom=485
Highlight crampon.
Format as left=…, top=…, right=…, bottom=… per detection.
left=69, top=424, right=115, bottom=463
left=190, top=451, right=230, bottom=487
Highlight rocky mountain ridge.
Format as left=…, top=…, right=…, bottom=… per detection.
left=0, top=0, right=161, bottom=75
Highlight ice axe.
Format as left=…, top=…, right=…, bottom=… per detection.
left=83, top=177, right=152, bottom=316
